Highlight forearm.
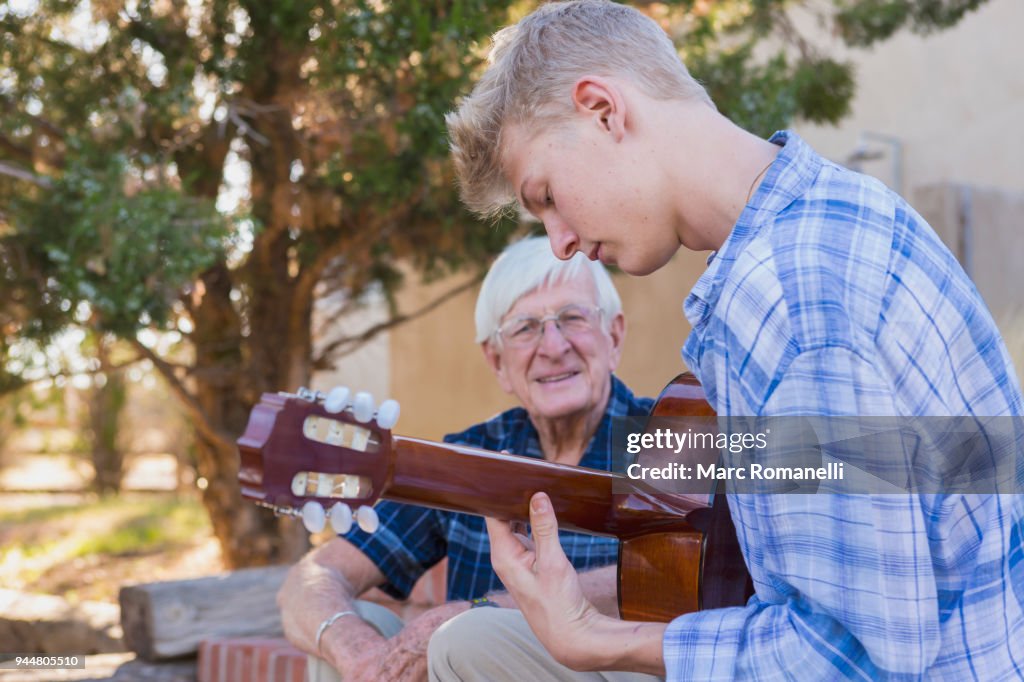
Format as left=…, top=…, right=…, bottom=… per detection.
left=282, top=559, right=387, bottom=663
left=568, top=614, right=666, bottom=674
left=311, top=595, right=390, bottom=675
left=277, top=538, right=390, bottom=671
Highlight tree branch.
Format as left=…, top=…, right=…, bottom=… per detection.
left=0, top=161, right=53, bottom=188
left=771, top=6, right=815, bottom=61
left=292, top=183, right=429, bottom=310
left=227, top=102, right=271, bottom=147
left=0, top=132, right=33, bottom=162
left=0, top=94, right=67, bottom=142
left=26, top=113, right=67, bottom=142
left=312, top=272, right=483, bottom=367
left=0, top=356, right=150, bottom=398
left=130, top=338, right=235, bottom=450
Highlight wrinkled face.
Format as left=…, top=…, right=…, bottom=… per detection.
left=501, top=120, right=680, bottom=276
left=483, top=271, right=624, bottom=425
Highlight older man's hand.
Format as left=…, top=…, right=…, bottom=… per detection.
left=337, top=600, right=470, bottom=682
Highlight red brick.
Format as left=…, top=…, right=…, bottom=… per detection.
left=198, top=637, right=306, bottom=682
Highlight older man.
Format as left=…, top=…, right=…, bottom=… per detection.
left=277, top=236, right=659, bottom=681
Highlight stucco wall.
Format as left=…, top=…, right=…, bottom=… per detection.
left=793, top=0, right=1024, bottom=195
left=914, top=183, right=1024, bottom=322
left=792, top=0, right=1024, bottom=360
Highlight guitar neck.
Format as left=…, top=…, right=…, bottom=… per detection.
left=386, top=436, right=702, bottom=539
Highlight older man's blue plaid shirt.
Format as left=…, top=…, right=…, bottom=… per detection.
left=343, top=374, right=653, bottom=602
left=669, top=131, right=1024, bottom=680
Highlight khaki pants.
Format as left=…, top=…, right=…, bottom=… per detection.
left=428, top=607, right=664, bottom=682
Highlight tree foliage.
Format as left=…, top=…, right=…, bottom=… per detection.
left=0, top=0, right=989, bottom=565
left=666, top=0, right=984, bottom=136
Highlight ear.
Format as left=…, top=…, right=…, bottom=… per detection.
left=481, top=340, right=514, bottom=394
left=606, top=312, right=626, bottom=372
left=571, top=77, right=626, bottom=142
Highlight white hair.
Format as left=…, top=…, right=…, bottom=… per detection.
left=474, top=236, right=622, bottom=343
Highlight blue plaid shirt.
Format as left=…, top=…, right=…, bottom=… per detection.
left=669, top=131, right=1024, bottom=680
left=344, top=375, right=653, bottom=601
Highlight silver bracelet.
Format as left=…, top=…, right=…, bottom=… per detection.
left=314, top=609, right=357, bottom=656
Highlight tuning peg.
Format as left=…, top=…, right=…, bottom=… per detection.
left=376, top=399, right=400, bottom=430
left=353, top=392, right=374, bottom=423
left=329, top=503, right=354, bottom=534
left=324, top=386, right=352, bottom=414
left=355, top=505, right=380, bottom=533
left=301, top=500, right=326, bottom=533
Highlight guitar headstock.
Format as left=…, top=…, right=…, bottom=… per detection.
left=237, top=386, right=400, bottom=535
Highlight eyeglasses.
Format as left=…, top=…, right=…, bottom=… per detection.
left=495, top=304, right=603, bottom=348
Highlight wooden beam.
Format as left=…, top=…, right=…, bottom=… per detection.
left=119, top=566, right=289, bottom=661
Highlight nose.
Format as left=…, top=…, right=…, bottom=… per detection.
left=545, top=220, right=580, bottom=261
left=536, top=318, right=572, bottom=355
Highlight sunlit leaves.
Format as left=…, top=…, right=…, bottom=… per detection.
left=14, top=146, right=226, bottom=337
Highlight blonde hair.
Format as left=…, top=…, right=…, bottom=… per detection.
left=446, top=0, right=713, bottom=220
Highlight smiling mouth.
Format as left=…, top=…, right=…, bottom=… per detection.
left=536, top=371, right=579, bottom=384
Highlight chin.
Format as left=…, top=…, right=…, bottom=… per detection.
left=616, top=257, right=656, bottom=277
left=533, top=395, right=591, bottom=420
left=622, top=249, right=677, bottom=277
left=537, top=402, right=586, bottom=419
left=619, top=262, right=657, bottom=276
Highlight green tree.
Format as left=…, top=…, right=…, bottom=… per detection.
left=0, top=0, right=988, bottom=566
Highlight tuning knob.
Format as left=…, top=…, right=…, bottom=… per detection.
left=353, top=392, right=375, bottom=423
left=329, top=503, right=354, bottom=534
left=376, top=399, right=400, bottom=430
left=301, top=501, right=326, bottom=533
left=324, top=386, right=352, bottom=413
left=291, top=472, right=308, bottom=497
left=355, top=505, right=380, bottom=533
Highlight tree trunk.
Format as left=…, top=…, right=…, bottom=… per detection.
left=175, top=38, right=316, bottom=568
left=192, top=428, right=306, bottom=568
left=89, top=334, right=126, bottom=496
left=189, top=262, right=309, bottom=568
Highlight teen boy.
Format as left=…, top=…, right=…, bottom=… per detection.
left=437, top=1, right=1024, bottom=679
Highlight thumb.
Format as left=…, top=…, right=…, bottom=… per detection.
left=528, top=492, right=562, bottom=561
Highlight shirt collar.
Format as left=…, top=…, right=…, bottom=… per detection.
left=684, top=130, right=821, bottom=323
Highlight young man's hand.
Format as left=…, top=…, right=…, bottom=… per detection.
left=486, top=492, right=668, bottom=674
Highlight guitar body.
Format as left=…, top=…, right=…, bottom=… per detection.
left=617, top=373, right=753, bottom=621
left=237, top=373, right=752, bottom=623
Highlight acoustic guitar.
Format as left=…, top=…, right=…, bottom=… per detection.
left=237, top=373, right=752, bottom=622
